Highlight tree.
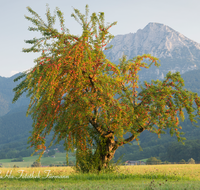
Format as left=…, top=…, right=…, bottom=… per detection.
left=188, top=158, right=195, bottom=164
left=69, top=161, right=74, bottom=166
left=31, top=161, right=41, bottom=167
left=58, top=145, right=65, bottom=153
left=48, top=149, right=55, bottom=156
left=13, top=4, right=200, bottom=172
left=179, top=159, right=186, bottom=164
left=11, top=156, right=23, bottom=162
left=146, top=157, right=161, bottom=165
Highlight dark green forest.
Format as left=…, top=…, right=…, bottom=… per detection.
left=0, top=106, right=65, bottom=159
left=114, top=121, right=200, bottom=163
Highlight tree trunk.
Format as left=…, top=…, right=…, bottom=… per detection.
left=76, top=128, right=144, bottom=172
left=94, top=135, right=118, bottom=171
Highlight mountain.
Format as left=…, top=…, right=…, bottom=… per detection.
left=0, top=73, right=29, bottom=116
left=181, top=69, right=200, bottom=95
left=0, top=106, right=32, bottom=145
left=0, top=106, right=63, bottom=159
left=104, top=22, right=200, bottom=82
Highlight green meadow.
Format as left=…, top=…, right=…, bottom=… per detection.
left=0, top=152, right=75, bottom=168
left=0, top=164, right=199, bottom=189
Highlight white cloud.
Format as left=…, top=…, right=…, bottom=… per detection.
left=10, top=70, right=19, bottom=76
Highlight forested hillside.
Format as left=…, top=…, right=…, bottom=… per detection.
left=0, top=74, right=29, bottom=116
left=114, top=116, right=200, bottom=163
left=0, top=106, right=64, bottom=159
left=182, top=69, right=200, bottom=95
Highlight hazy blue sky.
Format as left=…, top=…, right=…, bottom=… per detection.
left=1, top=0, right=200, bottom=77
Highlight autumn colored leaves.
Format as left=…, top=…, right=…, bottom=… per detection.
left=12, top=5, right=200, bottom=169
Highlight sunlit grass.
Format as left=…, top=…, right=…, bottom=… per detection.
left=118, top=164, right=200, bottom=181
left=0, top=166, right=74, bottom=178
left=0, top=165, right=199, bottom=189
left=0, top=164, right=199, bottom=180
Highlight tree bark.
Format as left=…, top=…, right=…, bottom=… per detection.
left=93, top=135, right=118, bottom=171
left=93, top=127, right=145, bottom=171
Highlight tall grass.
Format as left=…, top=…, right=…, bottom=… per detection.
left=0, top=164, right=199, bottom=180
left=0, top=165, right=199, bottom=189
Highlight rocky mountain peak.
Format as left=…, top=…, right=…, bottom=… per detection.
left=104, top=22, right=200, bottom=62
left=104, top=22, right=200, bottom=81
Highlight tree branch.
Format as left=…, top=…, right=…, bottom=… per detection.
left=115, top=126, right=144, bottom=146
left=88, top=117, right=114, bottom=138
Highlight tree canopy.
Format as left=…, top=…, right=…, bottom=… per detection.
left=13, top=4, right=200, bottom=172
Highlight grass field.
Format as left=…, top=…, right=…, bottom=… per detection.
left=0, top=152, right=148, bottom=168
left=0, top=152, right=75, bottom=168
left=0, top=164, right=199, bottom=189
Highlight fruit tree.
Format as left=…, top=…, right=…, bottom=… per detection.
left=13, top=5, right=200, bottom=172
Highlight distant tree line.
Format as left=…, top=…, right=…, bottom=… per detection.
left=114, top=138, right=200, bottom=163
left=146, top=157, right=196, bottom=165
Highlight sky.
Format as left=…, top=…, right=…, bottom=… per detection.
left=1, top=0, right=200, bottom=78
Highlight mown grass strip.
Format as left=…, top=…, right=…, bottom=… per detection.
left=0, top=173, right=190, bottom=182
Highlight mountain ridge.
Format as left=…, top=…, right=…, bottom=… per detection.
left=105, top=22, right=200, bottom=60
left=0, top=72, right=29, bottom=116
left=104, top=22, right=200, bottom=81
